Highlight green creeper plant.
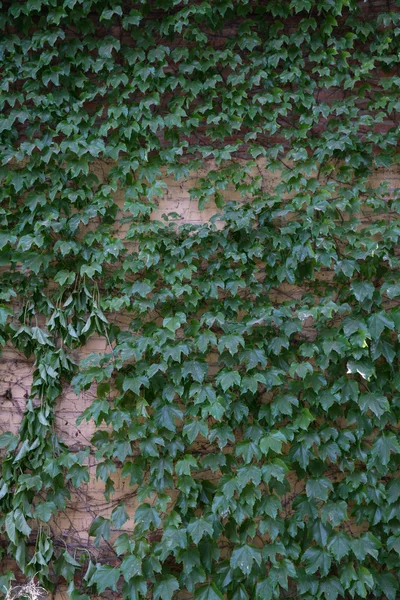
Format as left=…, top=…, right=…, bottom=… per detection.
left=0, top=0, right=400, bottom=598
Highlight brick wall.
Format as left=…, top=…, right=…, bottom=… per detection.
left=1, top=159, right=399, bottom=598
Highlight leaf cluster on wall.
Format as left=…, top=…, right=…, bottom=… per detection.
left=0, top=0, right=400, bottom=598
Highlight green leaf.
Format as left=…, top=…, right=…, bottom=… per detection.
left=327, top=532, right=351, bottom=561
left=67, top=464, right=90, bottom=487
left=122, top=375, right=149, bottom=395
left=367, top=312, right=394, bottom=339
left=260, top=431, right=286, bottom=455
left=175, top=455, right=198, bottom=476
left=306, top=478, right=333, bottom=501
left=111, top=504, right=129, bottom=528
left=89, top=517, right=111, bottom=546
left=359, top=392, right=390, bottom=417
left=302, top=547, right=331, bottom=576
left=154, top=404, right=183, bottom=432
left=271, top=394, right=298, bottom=418
left=230, top=544, right=261, bottom=575
left=321, top=501, right=348, bottom=527
left=370, top=434, right=400, bottom=466
left=131, top=280, right=152, bottom=298
left=384, top=284, right=400, bottom=299
left=163, top=313, right=186, bottom=332
left=379, top=573, right=399, bottom=600
left=183, top=419, right=208, bottom=443
left=153, top=575, right=179, bottom=600
left=255, top=579, right=273, bottom=600
left=5, top=513, right=17, bottom=544
left=14, top=509, right=31, bottom=536
left=350, top=281, right=374, bottom=302
left=31, top=326, right=54, bottom=346
left=34, top=501, right=57, bottom=522
left=54, top=270, right=76, bottom=286
left=351, top=533, right=381, bottom=561
left=88, top=565, right=120, bottom=593
left=194, top=584, right=225, bottom=600
left=353, top=567, right=374, bottom=596
left=135, top=504, right=161, bottom=529
left=187, top=518, right=214, bottom=544
left=319, top=578, right=344, bottom=600
left=0, top=432, right=18, bottom=451
left=346, top=360, right=375, bottom=380
left=216, top=369, right=241, bottom=391
left=387, top=479, right=400, bottom=504
left=182, top=361, right=208, bottom=383
left=217, top=334, right=245, bottom=355
left=121, top=554, right=142, bottom=582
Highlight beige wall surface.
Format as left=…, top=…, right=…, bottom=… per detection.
left=1, top=160, right=399, bottom=598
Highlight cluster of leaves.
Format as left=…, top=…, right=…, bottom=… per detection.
left=1, top=0, right=400, bottom=598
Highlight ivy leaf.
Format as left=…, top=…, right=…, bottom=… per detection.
left=306, top=477, right=333, bottom=501
left=122, top=577, right=147, bottom=600
left=121, top=554, right=142, bottom=581
left=131, top=280, right=152, bottom=298
left=0, top=432, right=18, bottom=451
left=34, top=501, right=57, bottom=522
left=353, top=567, right=374, bottom=597
left=175, top=455, right=198, bottom=476
left=312, top=520, right=330, bottom=547
left=271, top=394, right=298, bottom=418
left=14, top=509, right=31, bottom=536
left=122, top=376, right=149, bottom=395
left=387, top=479, right=400, bottom=504
left=302, top=547, right=331, bottom=576
left=111, top=504, right=129, bottom=528
left=163, top=314, right=186, bottom=332
left=153, top=575, right=179, bottom=600
left=255, top=579, right=273, bottom=600
left=346, top=359, right=375, bottom=380
left=384, top=284, right=400, bottom=299
left=183, top=419, right=208, bottom=443
left=217, top=334, right=244, bottom=355
left=230, top=544, right=261, bottom=575
left=351, top=533, right=381, bottom=561
left=187, top=518, right=214, bottom=544
left=88, top=565, right=120, bottom=593
left=327, top=532, right=351, bottom=561
left=321, top=501, right=348, bottom=527
left=260, top=431, right=286, bottom=455
left=370, top=434, right=400, bottom=466
left=379, top=573, right=399, bottom=600
left=5, top=514, right=17, bottom=544
left=135, top=504, right=161, bottom=529
left=350, top=281, right=374, bottom=302
left=387, top=535, right=400, bottom=555
left=54, top=270, right=76, bottom=286
left=89, top=517, right=110, bottom=546
left=31, top=326, right=54, bottom=346
left=319, top=578, right=344, bottom=600
left=367, top=313, right=394, bottom=339
left=182, top=361, right=208, bottom=383
left=359, top=393, right=389, bottom=417
left=67, top=464, right=90, bottom=487
left=154, top=404, right=183, bottom=432
left=194, top=583, right=225, bottom=600
left=216, top=370, right=241, bottom=391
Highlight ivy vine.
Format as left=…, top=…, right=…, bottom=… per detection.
left=1, top=0, right=400, bottom=599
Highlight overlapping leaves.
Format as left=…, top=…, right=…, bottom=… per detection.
left=0, top=0, right=400, bottom=598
